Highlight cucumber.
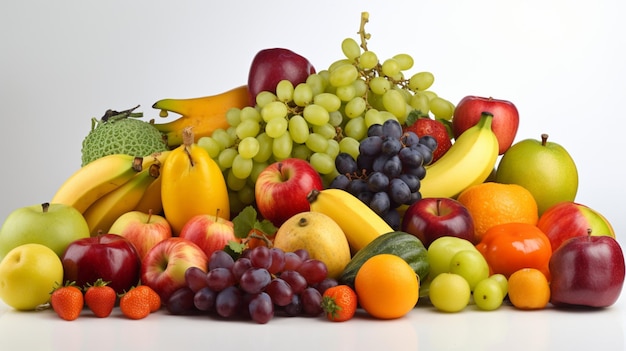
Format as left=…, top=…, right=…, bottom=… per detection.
left=339, top=231, right=429, bottom=288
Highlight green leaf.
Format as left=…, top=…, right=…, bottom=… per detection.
left=232, top=206, right=258, bottom=239
left=406, top=109, right=428, bottom=127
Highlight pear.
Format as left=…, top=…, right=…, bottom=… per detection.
left=495, top=134, right=578, bottom=215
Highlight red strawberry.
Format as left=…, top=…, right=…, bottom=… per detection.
left=135, top=285, right=162, bottom=313
left=84, top=279, right=116, bottom=318
left=404, top=116, right=452, bottom=163
left=50, top=282, right=84, bottom=321
left=120, top=286, right=151, bottom=320
left=321, top=285, right=357, bottom=322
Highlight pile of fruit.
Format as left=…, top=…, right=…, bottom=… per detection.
left=0, top=12, right=624, bottom=324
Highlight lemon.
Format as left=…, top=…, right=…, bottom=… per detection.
left=273, top=211, right=350, bottom=279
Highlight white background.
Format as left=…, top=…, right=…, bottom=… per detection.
left=1, top=1, right=625, bottom=350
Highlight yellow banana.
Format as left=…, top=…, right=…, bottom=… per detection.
left=420, top=113, right=499, bottom=199
left=51, top=154, right=144, bottom=213
left=307, top=188, right=393, bottom=253
left=82, top=165, right=158, bottom=235
left=152, top=85, right=250, bottom=148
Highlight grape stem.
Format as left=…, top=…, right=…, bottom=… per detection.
left=358, top=11, right=371, bottom=51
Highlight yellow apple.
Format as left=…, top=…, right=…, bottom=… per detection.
left=0, top=243, right=64, bottom=310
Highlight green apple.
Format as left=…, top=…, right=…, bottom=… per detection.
left=427, top=236, right=479, bottom=279
left=0, top=202, right=90, bottom=260
left=0, top=243, right=64, bottom=310
left=495, top=133, right=578, bottom=215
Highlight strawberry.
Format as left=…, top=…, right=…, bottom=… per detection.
left=120, top=286, right=151, bottom=320
left=135, top=285, right=162, bottom=313
left=84, top=279, right=116, bottom=318
left=404, top=115, right=452, bottom=163
left=50, top=282, right=84, bottom=321
left=321, top=285, right=357, bottom=322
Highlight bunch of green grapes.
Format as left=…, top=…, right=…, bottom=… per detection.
left=198, top=16, right=456, bottom=212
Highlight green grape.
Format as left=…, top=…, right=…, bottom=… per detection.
left=213, top=128, right=234, bottom=149
left=328, top=59, right=352, bottom=72
left=197, top=136, right=221, bottom=159
left=217, top=148, right=238, bottom=170
left=358, top=50, right=378, bottom=70
left=369, top=76, right=391, bottom=95
left=237, top=184, right=256, bottom=206
left=473, top=277, right=505, bottom=311
left=293, top=83, right=314, bottom=107
left=382, top=89, right=407, bottom=119
left=409, top=92, right=430, bottom=116
left=249, top=161, right=269, bottom=184
left=305, top=132, right=329, bottom=153
left=334, top=84, right=356, bottom=102
left=226, top=126, right=238, bottom=144
left=381, top=58, right=400, bottom=78
left=328, top=110, right=344, bottom=127
left=338, top=137, right=360, bottom=160
left=317, top=70, right=330, bottom=84
left=288, top=115, right=310, bottom=144
left=272, top=132, right=292, bottom=160
left=292, top=143, right=312, bottom=160
left=235, top=119, right=261, bottom=140
left=392, top=53, right=414, bottom=71
left=238, top=136, right=260, bottom=159
left=448, top=250, right=490, bottom=291
left=265, top=117, right=288, bottom=138
left=253, top=132, right=273, bottom=163
left=422, top=90, right=438, bottom=100
left=379, top=111, right=398, bottom=123
left=232, top=154, right=253, bottom=179
left=313, top=93, right=342, bottom=112
left=261, top=101, right=288, bottom=122
left=329, top=64, right=359, bottom=87
left=352, top=78, right=368, bottom=97
left=240, top=106, right=262, bottom=122
left=226, top=168, right=247, bottom=191
left=303, top=104, right=330, bottom=126
left=312, top=123, right=336, bottom=139
left=364, top=108, right=385, bottom=128
left=325, top=139, right=340, bottom=159
left=344, top=116, right=367, bottom=140
left=489, top=274, right=509, bottom=297
left=309, top=152, right=335, bottom=174
left=225, top=108, right=242, bottom=127
left=344, top=96, right=367, bottom=118
left=276, top=80, right=295, bottom=103
left=428, top=273, right=471, bottom=313
left=429, top=96, right=455, bottom=120
left=341, top=37, right=361, bottom=61
left=408, top=71, right=435, bottom=91
left=306, top=73, right=327, bottom=96
left=256, top=91, right=277, bottom=108
left=228, top=191, right=245, bottom=216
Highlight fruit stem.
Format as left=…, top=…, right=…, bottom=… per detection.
left=182, top=127, right=195, bottom=166
left=478, top=112, right=494, bottom=130
left=42, top=202, right=50, bottom=213
left=358, top=12, right=371, bottom=51
left=307, top=189, right=320, bottom=204
left=541, top=133, right=549, bottom=146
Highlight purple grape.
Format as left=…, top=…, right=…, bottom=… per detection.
left=381, top=137, right=402, bottom=155
left=370, top=191, right=391, bottom=216
left=194, top=286, right=217, bottom=312
left=185, top=266, right=208, bottom=293
left=329, top=174, right=351, bottom=190
left=382, top=119, right=403, bottom=139
left=280, top=270, right=307, bottom=295
left=383, top=209, right=402, bottom=230
left=301, top=287, right=323, bottom=316
left=367, top=123, right=383, bottom=137
left=383, top=155, right=402, bottom=178
left=297, top=259, right=328, bottom=285
left=389, top=178, right=412, bottom=204
left=268, top=247, right=286, bottom=274
left=239, top=267, right=271, bottom=294
left=206, top=267, right=235, bottom=292
left=398, top=146, right=423, bottom=168
left=249, top=245, right=272, bottom=269
left=293, top=249, right=310, bottom=261
left=265, top=278, right=294, bottom=307
left=359, top=135, right=383, bottom=156
left=166, top=287, right=196, bottom=315
left=335, top=152, right=358, bottom=175
left=232, top=257, right=252, bottom=282
left=282, top=294, right=302, bottom=317
left=313, top=278, right=339, bottom=294
left=248, top=292, right=274, bottom=324
left=215, top=286, right=242, bottom=318
left=208, top=250, right=235, bottom=271
left=367, top=171, right=389, bottom=192
left=283, top=252, right=303, bottom=271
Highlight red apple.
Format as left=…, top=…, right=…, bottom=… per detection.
left=247, top=48, right=316, bottom=105
left=255, top=158, right=324, bottom=227
left=549, top=235, right=625, bottom=308
left=108, top=210, right=172, bottom=260
left=452, top=96, right=519, bottom=154
left=401, top=197, right=475, bottom=247
left=403, top=117, right=452, bottom=163
left=61, top=233, right=141, bottom=294
left=141, top=237, right=208, bottom=302
left=537, top=201, right=615, bottom=252
left=179, top=214, right=236, bottom=258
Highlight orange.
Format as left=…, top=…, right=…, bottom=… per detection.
left=457, top=182, right=538, bottom=242
left=354, top=254, right=419, bottom=319
left=507, top=268, right=550, bottom=310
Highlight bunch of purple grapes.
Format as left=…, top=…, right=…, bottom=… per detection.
left=167, top=246, right=338, bottom=324
left=330, top=119, right=437, bottom=229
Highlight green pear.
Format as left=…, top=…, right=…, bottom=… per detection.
left=495, top=134, right=578, bottom=215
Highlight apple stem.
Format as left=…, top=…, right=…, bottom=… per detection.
left=41, top=202, right=50, bottom=213
left=541, top=133, right=549, bottom=146
left=587, top=228, right=593, bottom=237
left=146, top=209, right=153, bottom=224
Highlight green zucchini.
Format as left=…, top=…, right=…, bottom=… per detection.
left=338, top=231, right=429, bottom=288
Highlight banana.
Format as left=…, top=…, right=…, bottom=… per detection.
left=307, top=188, right=393, bottom=253
left=152, top=85, right=250, bottom=148
left=82, top=165, right=159, bottom=235
left=51, top=154, right=144, bottom=213
left=419, top=112, right=499, bottom=199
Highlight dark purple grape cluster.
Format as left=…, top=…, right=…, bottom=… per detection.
left=330, top=119, right=436, bottom=230
left=167, top=247, right=338, bottom=324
